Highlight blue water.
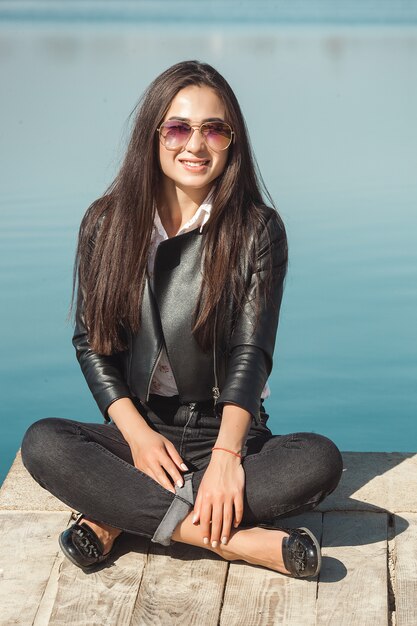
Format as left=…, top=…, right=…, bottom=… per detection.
left=1, top=20, right=416, bottom=484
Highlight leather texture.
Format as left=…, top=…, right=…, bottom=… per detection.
left=282, top=527, right=321, bottom=578
left=59, top=521, right=109, bottom=570
left=72, top=205, right=287, bottom=424
left=258, top=523, right=321, bottom=578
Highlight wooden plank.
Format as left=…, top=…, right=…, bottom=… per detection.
left=132, top=542, right=228, bottom=625
left=316, top=511, right=388, bottom=626
left=317, top=452, right=417, bottom=513
left=48, top=533, right=149, bottom=626
left=394, top=512, right=417, bottom=626
left=220, top=513, right=322, bottom=626
left=0, top=511, right=71, bottom=626
left=33, top=550, right=65, bottom=625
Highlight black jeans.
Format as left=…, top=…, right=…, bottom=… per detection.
left=21, top=394, right=343, bottom=546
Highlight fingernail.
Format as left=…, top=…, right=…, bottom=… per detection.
left=203, top=537, right=209, bottom=545
left=176, top=479, right=183, bottom=488
left=180, top=463, right=188, bottom=471
left=192, top=514, right=197, bottom=524
left=212, top=540, right=218, bottom=548
left=221, top=536, right=228, bottom=545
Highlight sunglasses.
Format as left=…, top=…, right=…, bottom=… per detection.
left=157, top=120, right=234, bottom=151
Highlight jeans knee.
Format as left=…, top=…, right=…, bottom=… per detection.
left=312, top=434, right=343, bottom=494
left=21, top=417, right=67, bottom=478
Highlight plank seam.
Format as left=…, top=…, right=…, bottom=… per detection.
left=315, top=511, right=324, bottom=601
left=387, top=513, right=396, bottom=626
left=31, top=511, right=73, bottom=625
left=217, top=561, right=230, bottom=626
left=32, top=551, right=62, bottom=625
left=33, top=553, right=60, bottom=624
left=128, top=539, right=151, bottom=626
left=313, top=510, right=324, bottom=626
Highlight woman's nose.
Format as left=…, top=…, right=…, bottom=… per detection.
left=184, top=127, right=207, bottom=152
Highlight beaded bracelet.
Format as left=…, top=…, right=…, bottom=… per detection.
left=211, top=446, right=242, bottom=459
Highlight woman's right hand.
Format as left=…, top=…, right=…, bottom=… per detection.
left=107, top=397, right=188, bottom=494
left=127, top=427, right=189, bottom=494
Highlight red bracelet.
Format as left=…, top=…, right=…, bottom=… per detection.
left=211, top=447, right=242, bottom=459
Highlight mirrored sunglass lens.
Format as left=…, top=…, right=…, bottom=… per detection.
left=202, top=123, right=232, bottom=149
left=161, top=122, right=191, bottom=148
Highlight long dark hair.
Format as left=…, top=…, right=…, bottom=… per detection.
left=70, top=60, right=287, bottom=355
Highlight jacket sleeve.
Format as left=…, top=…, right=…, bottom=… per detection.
left=72, top=216, right=133, bottom=422
left=72, top=288, right=133, bottom=422
left=215, top=211, right=287, bottom=424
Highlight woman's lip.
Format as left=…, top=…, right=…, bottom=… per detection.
left=179, top=159, right=210, bottom=164
left=179, top=160, right=210, bottom=171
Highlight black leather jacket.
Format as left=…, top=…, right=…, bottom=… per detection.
left=72, top=206, right=287, bottom=425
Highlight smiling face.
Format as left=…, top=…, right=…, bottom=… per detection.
left=158, top=85, right=231, bottom=201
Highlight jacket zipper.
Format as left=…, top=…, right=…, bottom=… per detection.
left=145, top=242, right=164, bottom=403
left=146, top=343, right=163, bottom=402
left=212, top=307, right=220, bottom=403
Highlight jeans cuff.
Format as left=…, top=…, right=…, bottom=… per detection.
left=151, top=473, right=194, bottom=546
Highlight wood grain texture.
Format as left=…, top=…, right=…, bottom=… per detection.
left=219, top=513, right=322, bottom=626
left=0, top=511, right=71, bottom=626
left=394, top=512, right=417, bottom=626
left=132, top=542, right=228, bottom=625
left=316, top=511, right=388, bottom=626
left=48, top=533, right=149, bottom=626
left=3, top=453, right=417, bottom=625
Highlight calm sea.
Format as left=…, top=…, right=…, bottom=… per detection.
left=1, top=14, right=416, bottom=484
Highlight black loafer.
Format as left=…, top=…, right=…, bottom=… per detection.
left=258, top=523, right=321, bottom=578
left=59, top=514, right=115, bottom=570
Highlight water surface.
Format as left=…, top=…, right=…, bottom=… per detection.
left=1, top=22, right=416, bottom=483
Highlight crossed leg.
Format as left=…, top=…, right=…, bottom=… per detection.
left=61, top=427, right=343, bottom=574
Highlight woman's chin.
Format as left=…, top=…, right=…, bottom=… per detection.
left=166, top=176, right=215, bottom=194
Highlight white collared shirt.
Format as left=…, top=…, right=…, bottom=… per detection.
left=147, top=189, right=270, bottom=401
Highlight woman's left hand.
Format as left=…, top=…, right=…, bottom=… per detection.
left=192, top=452, right=245, bottom=546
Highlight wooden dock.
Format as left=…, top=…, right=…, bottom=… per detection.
left=1, top=450, right=417, bottom=625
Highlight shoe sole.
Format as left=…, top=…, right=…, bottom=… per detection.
left=297, top=526, right=322, bottom=577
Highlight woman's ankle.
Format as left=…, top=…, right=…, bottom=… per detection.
left=80, top=517, right=122, bottom=552
left=214, top=526, right=290, bottom=573
left=172, top=513, right=290, bottom=574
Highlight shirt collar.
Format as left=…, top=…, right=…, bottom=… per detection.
left=153, top=186, right=214, bottom=239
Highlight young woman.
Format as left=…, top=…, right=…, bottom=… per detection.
left=21, top=60, right=343, bottom=578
